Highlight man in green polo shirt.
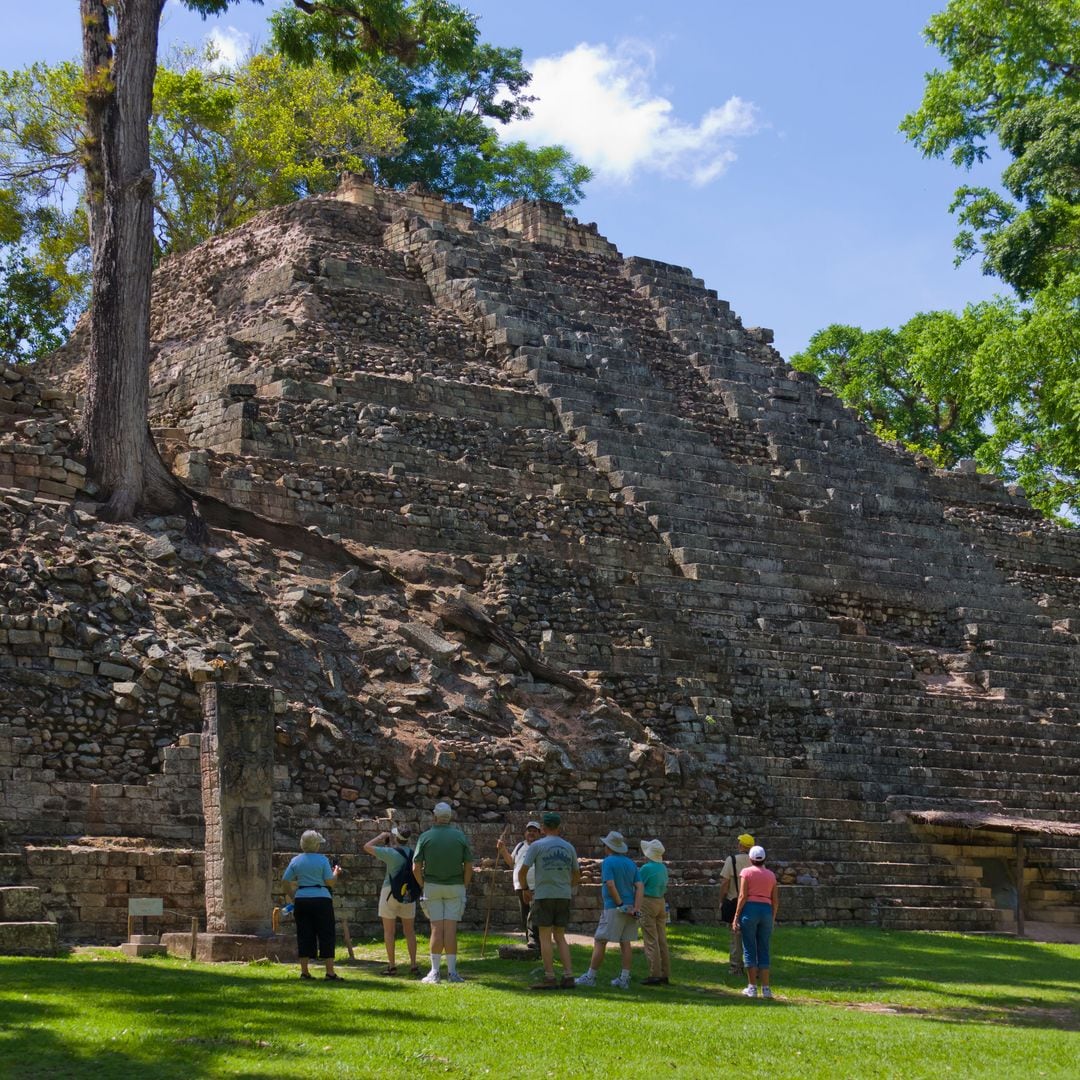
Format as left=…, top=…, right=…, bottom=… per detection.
left=413, top=801, right=473, bottom=984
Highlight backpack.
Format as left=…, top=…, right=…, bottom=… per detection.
left=720, top=853, right=740, bottom=922
left=388, top=847, right=422, bottom=903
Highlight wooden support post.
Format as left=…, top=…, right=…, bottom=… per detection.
left=189, top=917, right=199, bottom=960
left=126, top=914, right=134, bottom=942
left=341, top=916, right=355, bottom=960
left=1015, top=834, right=1025, bottom=938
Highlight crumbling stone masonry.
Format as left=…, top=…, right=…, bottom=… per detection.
left=1, top=175, right=1078, bottom=943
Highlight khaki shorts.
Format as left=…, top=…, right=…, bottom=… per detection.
left=595, top=907, right=638, bottom=943
left=378, top=884, right=416, bottom=921
left=420, top=882, right=466, bottom=922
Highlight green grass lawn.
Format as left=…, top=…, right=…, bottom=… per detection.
left=1, top=926, right=1077, bottom=1079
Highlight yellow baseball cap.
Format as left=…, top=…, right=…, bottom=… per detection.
left=738, top=833, right=754, bottom=847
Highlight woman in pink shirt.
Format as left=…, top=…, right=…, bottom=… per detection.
left=731, top=845, right=778, bottom=999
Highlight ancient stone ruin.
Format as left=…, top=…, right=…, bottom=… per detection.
left=1, top=174, right=1078, bottom=951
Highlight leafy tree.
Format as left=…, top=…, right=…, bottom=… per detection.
left=0, top=63, right=91, bottom=329
left=467, top=139, right=592, bottom=219
left=151, top=48, right=405, bottom=254
left=793, top=294, right=1080, bottom=522
left=900, top=0, right=1080, bottom=293
left=0, top=245, right=68, bottom=363
left=967, top=273, right=1080, bottom=521
left=275, top=10, right=591, bottom=215
left=790, top=311, right=994, bottom=467
left=1, top=48, right=404, bottom=274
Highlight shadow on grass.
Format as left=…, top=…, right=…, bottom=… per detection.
left=2, top=925, right=1077, bottom=1076
left=0, top=954, right=447, bottom=1078
left=653, top=925, right=1080, bottom=1029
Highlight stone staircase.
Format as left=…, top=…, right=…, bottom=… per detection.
left=0, top=850, right=59, bottom=955
left=378, top=199, right=1079, bottom=931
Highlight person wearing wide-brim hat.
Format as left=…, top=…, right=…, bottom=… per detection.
left=733, top=845, right=779, bottom=1000
left=575, top=830, right=643, bottom=989
left=638, top=839, right=671, bottom=986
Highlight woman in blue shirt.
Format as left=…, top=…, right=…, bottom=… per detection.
left=283, top=830, right=342, bottom=980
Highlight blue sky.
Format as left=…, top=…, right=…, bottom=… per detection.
left=6, top=1, right=1005, bottom=359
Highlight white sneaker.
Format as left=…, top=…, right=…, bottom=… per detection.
left=421, top=969, right=441, bottom=984
left=741, top=985, right=758, bottom=998
left=446, top=972, right=465, bottom=983
left=575, top=970, right=596, bottom=987
left=610, top=973, right=631, bottom=989
left=761, top=987, right=773, bottom=999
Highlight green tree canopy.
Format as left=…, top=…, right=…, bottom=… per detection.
left=792, top=290, right=1080, bottom=523
left=799, top=0, right=1079, bottom=523
left=273, top=4, right=591, bottom=215
left=789, top=312, right=994, bottom=468
left=150, top=47, right=405, bottom=254
left=0, top=48, right=405, bottom=268
left=900, top=0, right=1080, bottom=293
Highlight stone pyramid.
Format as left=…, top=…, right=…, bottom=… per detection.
left=3, top=175, right=1078, bottom=941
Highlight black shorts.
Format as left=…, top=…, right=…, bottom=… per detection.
left=530, top=897, right=571, bottom=929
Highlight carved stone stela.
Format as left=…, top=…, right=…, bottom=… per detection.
left=201, top=683, right=275, bottom=935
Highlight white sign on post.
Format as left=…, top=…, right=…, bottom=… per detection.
left=128, top=898, right=164, bottom=917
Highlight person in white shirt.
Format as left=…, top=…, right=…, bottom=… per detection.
left=497, top=820, right=542, bottom=951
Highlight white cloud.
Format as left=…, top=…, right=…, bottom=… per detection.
left=506, top=42, right=759, bottom=185
left=205, top=26, right=251, bottom=71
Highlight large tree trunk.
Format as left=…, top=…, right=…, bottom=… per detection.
left=80, top=0, right=182, bottom=520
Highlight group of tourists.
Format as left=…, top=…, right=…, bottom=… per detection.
left=281, top=805, right=779, bottom=997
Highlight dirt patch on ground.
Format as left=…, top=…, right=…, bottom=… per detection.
left=795, top=996, right=1080, bottom=1030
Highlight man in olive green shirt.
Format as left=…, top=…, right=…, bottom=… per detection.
left=413, top=801, right=472, bottom=983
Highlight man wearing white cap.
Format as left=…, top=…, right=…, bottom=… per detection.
left=719, top=832, right=755, bottom=975
left=497, top=820, right=542, bottom=952
left=413, top=801, right=472, bottom=983
left=575, top=830, right=643, bottom=989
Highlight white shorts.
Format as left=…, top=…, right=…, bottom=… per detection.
left=420, top=882, right=466, bottom=922
left=378, top=884, right=416, bottom=921
left=595, top=907, right=638, bottom=943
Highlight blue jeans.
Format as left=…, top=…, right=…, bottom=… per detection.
left=739, top=901, right=773, bottom=969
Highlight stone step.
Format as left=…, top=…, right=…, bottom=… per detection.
left=777, top=882, right=993, bottom=906
left=0, top=886, right=43, bottom=920
left=0, top=852, right=25, bottom=882
left=833, top=724, right=1080, bottom=756
left=879, top=906, right=1000, bottom=931
left=0, top=920, right=58, bottom=956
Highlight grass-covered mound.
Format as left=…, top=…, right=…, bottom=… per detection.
left=2, top=927, right=1077, bottom=1078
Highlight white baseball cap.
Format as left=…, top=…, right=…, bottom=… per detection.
left=749, top=845, right=766, bottom=863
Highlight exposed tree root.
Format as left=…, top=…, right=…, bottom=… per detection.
left=436, top=596, right=592, bottom=700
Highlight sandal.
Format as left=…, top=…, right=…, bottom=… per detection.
left=299, top=972, right=313, bottom=980
left=380, top=966, right=398, bottom=976
left=324, top=973, right=343, bottom=981
left=409, top=965, right=421, bottom=977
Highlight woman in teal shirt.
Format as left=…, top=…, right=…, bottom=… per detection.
left=638, top=838, right=670, bottom=986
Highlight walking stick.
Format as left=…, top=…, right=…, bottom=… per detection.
left=480, top=824, right=511, bottom=959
